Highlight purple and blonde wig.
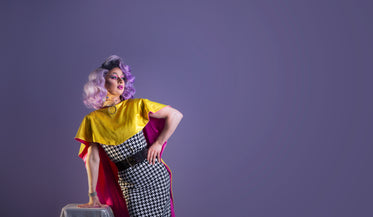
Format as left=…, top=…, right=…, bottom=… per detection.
left=83, top=55, right=136, bottom=109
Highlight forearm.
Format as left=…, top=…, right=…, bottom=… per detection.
left=78, top=143, right=103, bottom=208
left=86, top=143, right=100, bottom=194
left=154, top=110, right=183, bottom=145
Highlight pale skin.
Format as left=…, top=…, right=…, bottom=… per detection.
left=78, top=67, right=183, bottom=208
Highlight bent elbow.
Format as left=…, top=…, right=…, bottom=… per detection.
left=174, top=110, right=183, bottom=120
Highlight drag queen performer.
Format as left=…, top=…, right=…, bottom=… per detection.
left=74, top=55, right=183, bottom=217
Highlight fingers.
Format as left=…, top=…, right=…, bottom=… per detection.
left=147, top=147, right=160, bottom=165
left=152, top=150, right=156, bottom=165
left=78, top=203, right=89, bottom=208
left=78, top=197, right=106, bottom=208
left=78, top=203, right=99, bottom=208
left=147, top=148, right=153, bottom=165
left=151, top=150, right=156, bottom=165
left=94, top=202, right=105, bottom=208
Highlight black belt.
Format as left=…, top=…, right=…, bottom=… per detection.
left=115, top=148, right=148, bottom=171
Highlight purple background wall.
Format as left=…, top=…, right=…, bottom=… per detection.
left=1, top=0, right=372, bottom=217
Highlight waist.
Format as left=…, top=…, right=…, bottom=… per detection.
left=115, top=148, right=148, bottom=171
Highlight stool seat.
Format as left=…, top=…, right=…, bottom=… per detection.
left=60, top=203, right=115, bottom=217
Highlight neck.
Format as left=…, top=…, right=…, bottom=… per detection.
left=103, top=95, right=121, bottom=107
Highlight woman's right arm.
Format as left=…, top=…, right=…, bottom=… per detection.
left=78, top=143, right=105, bottom=208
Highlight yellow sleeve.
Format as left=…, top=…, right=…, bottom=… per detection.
left=141, top=98, right=168, bottom=116
left=74, top=115, right=93, bottom=157
left=75, top=115, right=93, bottom=145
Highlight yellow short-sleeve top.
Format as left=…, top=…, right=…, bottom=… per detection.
left=75, top=98, right=168, bottom=155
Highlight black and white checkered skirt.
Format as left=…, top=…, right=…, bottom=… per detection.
left=100, top=130, right=171, bottom=217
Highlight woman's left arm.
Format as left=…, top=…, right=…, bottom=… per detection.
left=147, top=106, right=183, bottom=165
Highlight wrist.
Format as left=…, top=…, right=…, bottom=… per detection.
left=89, top=191, right=97, bottom=197
left=154, top=141, right=163, bottom=146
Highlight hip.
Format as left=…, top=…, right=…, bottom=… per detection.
left=118, top=159, right=170, bottom=188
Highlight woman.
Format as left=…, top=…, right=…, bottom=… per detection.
left=74, top=55, right=183, bottom=217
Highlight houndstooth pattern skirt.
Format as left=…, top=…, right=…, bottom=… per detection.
left=100, top=130, right=171, bottom=217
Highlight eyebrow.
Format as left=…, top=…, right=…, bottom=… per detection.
left=109, top=72, right=125, bottom=77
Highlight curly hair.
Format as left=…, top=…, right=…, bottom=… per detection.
left=83, top=55, right=136, bottom=109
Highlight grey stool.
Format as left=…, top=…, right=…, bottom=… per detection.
left=60, top=204, right=115, bottom=217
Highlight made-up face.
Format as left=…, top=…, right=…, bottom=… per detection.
left=104, top=67, right=126, bottom=97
